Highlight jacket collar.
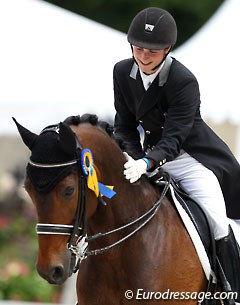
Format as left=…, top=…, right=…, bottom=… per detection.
left=129, top=56, right=173, bottom=87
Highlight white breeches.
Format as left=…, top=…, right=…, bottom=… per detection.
left=162, top=151, right=229, bottom=240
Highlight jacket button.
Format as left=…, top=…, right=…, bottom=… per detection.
left=139, top=120, right=143, bottom=123
left=161, top=126, right=164, bottom=129
left=159, top=160, right=163, bottom=166
left=164, top=112, right=167, bottom=117
left=146, top=130, right=151, bottom=134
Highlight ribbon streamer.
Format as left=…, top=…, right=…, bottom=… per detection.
left=81, top=148, right=116, bottom=199
left=98, top=182, right=116, bottom=199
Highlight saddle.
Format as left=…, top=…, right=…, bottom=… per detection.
left=147, top=168, right=240, bottom=304
left=147, top=167, right=214, bottom=261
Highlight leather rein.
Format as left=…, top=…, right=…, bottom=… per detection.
left=31, top=129, right=171, bottom=272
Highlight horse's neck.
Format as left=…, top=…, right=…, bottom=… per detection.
left=99, top=150, right=159, bottom=223
left=113, top=179, right=159, bottom=220
left=86, top=137, right=161, bottom=246
left=88, top=178, right=160, bottom=242
left=85, top=181, right=183, bottom=286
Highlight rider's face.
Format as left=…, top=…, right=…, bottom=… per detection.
left=132, top=46, right=170, bottom=74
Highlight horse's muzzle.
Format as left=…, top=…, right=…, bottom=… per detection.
left=37, top=264, right=66, bottom=285
left=36, top=251, right=75, bottom=285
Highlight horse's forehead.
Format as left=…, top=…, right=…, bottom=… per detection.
left=25, top=170, right=77, bottom=196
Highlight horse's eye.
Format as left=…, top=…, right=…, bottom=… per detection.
left=61, top=186, right=75, bottom=198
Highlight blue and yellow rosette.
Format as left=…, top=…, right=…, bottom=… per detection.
left=81, top=148, right=116, bottom=199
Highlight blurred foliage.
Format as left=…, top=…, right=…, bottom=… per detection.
left=43, top=0, right=224, bottom=47
left=0, top=203, right=60, bottom=301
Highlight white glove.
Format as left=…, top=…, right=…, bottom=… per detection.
left=123, top=152, right=147, bottom=183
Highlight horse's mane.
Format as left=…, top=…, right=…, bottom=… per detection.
left=64, top=114, right=126, bottom=150
left=64, top=114, right=114, bottom=138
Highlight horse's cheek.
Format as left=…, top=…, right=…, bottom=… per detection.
left=86, top=191, right=98, bottom=219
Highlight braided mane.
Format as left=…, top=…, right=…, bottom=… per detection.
left=64, top=114, right=114, bottom=138
left=64, top=114, right=128, bottom=152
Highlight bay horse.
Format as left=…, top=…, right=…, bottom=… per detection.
left=14, top=114, right=209, bottom=305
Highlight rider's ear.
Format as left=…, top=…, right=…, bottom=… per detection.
left=59, top=122, right=77, bottom=155
left=12, top=117, right=38, bottom=151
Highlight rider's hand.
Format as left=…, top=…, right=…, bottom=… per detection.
left=123, top=152, right=148, bottom=183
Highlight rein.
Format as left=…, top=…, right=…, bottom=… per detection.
left=85, top=175, right=170, bottom=256
left=31, top=127, right=171, bottom=271
left=35, top=164, right=170, bottom=269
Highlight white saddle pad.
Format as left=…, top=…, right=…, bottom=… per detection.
left=169, top=185, right=215, bottom=281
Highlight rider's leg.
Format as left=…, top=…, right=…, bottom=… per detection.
left=162, top=151, right=240, bottom=302
left=162, top=151, right=228, bottom=239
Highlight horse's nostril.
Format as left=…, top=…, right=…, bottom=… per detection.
left=50, top=265, right=65, bottom=284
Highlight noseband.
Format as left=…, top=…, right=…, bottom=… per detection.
left=32, top=125, right=171, bottom=273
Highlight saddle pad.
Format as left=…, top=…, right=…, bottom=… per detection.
left=169, top=184, right=216, bottom=281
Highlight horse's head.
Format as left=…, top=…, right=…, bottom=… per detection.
left=13, top=115, right=124, bottom=285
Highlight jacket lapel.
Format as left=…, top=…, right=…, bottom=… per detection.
left=129, top=62, right=146, bottom=106
left=129, top=57, right=173, bottom=120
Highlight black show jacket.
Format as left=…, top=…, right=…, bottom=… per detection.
left=113, top=56, right=240, bottom=219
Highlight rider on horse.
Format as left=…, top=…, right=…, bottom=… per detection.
left=113, top=7, right=240, bottom=301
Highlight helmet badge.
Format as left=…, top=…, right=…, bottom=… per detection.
left=145, top=24, right=155, bottom=32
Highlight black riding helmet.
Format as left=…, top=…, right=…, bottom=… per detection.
left=127, top=7, right=177, bottom=50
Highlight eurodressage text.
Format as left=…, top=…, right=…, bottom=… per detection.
left=124, top=288, right=238, bottom=303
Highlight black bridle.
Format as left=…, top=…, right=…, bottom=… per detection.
left=32, top=126, right=88, bottom=271
left=32, top=127, right=171, bottom=273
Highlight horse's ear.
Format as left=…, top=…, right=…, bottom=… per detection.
left=59, top=122, right=77, bottom=155
left=12, top=117, right=38, bottom=150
